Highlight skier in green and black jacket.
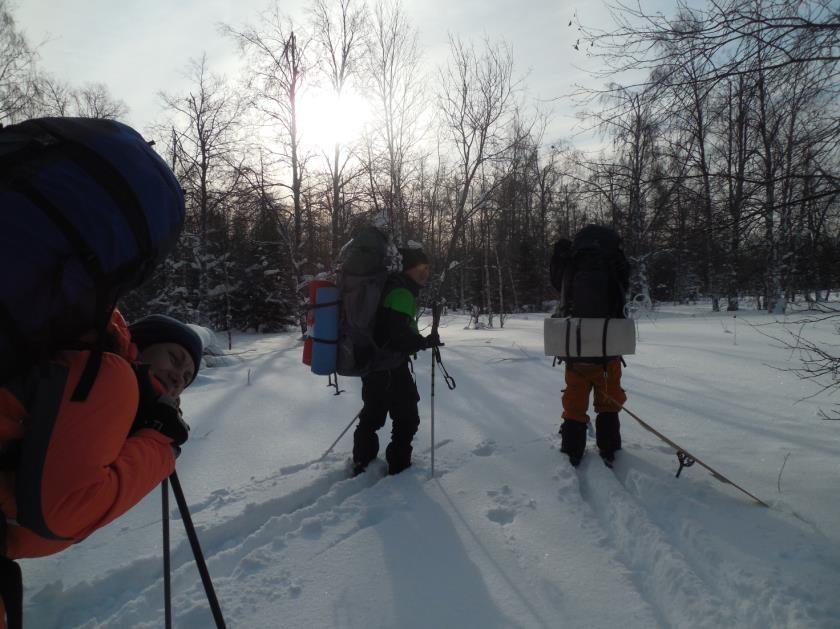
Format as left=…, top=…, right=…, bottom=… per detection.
left=352, top=246, right=441, bottom=476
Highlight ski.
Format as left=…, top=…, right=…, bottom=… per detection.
left=346, top=439, right=452, bottom=479
left=346, top=458, right=388, bottom=479
left=563, top=364, right=768, bottom=508
left=621, top=405, right=769, bottom=508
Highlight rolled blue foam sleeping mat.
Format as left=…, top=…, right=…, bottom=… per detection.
left=311, top=285, right=339, bottom=375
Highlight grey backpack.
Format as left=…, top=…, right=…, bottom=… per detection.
left=335, top=225, right=390, bottom=376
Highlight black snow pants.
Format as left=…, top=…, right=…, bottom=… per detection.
left=352, top=361, right=420, bottom=474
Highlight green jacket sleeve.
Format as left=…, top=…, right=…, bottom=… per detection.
left=382, top=287, right=426, bottom=354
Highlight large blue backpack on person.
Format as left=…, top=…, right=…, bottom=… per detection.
left=0, top=117, right=185, bottom=391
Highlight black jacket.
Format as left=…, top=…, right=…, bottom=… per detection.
left=373, top=273, right=426, bottom=369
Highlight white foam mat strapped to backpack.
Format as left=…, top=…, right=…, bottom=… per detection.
left=544, top=317, right=636, bottom=358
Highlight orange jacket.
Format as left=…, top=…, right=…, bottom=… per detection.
left=0, top=310, right=176, bottom=560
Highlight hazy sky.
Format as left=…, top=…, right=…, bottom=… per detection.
left=14, top=0, right=614, bottom=147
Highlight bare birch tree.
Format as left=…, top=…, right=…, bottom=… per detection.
left=0, top=1, right=37, bottom=123
left=160, top=55, right=245, bottom=323
left=437, top=35, right=518, bottom=285
left=310, top=0, right=367, bottom=257
left=72, top=82, right=128, bottom=119
left=33, top=76, right=128, bottom=119
left=224, top=7, right=314, bottom=333
left=364, top=0, right=425, bottom=236
left=224, top=7, right=312, bottom=261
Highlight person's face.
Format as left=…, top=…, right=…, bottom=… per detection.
left=406, top=263, right=430, bottom=287
left=139, top=342, right=195, bottom=398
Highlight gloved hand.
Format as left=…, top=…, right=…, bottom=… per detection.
left=424, top=331, right=444, bottom=349
left=131, top=364, right=190, bottom=447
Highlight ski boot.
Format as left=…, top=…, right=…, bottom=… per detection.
left=351, top=458, right=371, bottom=477
left=385, top=442, right=413, bottom=476
left=560, top=419, right=588, bottom=467
left=595, top=412, right=622, bottom=465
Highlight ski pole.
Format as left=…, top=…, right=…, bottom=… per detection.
left=169, top=471, right=227, bottom=628
left=429, top=332, right=436, bottom=478
left=320, top=410, right=362, bottom=461
left=162, top=479, right=172, bottom=629
left=430, top=301, right=444, bottom=478
left=565, top=363, right=768, bottom=507
left=616, top=402, right=768, bottom=507
left=430, top=301, right=456, bottom=479
left=433, top=345, right=456, bottom=391
left=733, top=313, right=737, bottom=346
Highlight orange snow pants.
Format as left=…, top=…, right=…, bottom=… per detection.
left=561, top=359, right=626, bottom=423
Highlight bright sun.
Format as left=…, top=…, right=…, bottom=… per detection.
left=298, top=87, right=371, bottom=153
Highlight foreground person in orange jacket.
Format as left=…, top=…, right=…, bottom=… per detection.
left=0, top=311, right=202, bottom=625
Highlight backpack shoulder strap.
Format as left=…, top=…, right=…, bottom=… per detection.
left=15, top=363, right=74, bottom=541
left=559, top=257, right=576, bottom=317
left=0, top=546, right=23, bottom=629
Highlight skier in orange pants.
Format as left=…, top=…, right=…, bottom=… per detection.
left=549, top=224, right=630, bottom=466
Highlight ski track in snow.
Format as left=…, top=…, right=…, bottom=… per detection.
left=25, top=434, right=840, bottom=629
left=20, top=310, right=840, bottom=628
left=27, top=457, right=386, bottom=628
left=27, top=441, right=461, bottom=629
left=577, top=443, right=840, bottom=629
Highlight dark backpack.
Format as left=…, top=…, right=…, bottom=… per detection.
left=551, top=224, right=629, bottom=318
left=335, top=225, right=391, bottom=376
left=0, top=117, right=185, bottom=391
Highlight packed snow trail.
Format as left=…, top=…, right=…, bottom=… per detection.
left=19, top=306, right=840, bottom=628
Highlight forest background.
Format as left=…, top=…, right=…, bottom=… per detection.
left=3, top=0, right=838, bottom=334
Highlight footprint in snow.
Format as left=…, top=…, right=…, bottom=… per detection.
left=487, top=507, right=516, bottom=525
left=485, top=485, right=536, bottom=526
left=472, top=439, right=497, bottom=457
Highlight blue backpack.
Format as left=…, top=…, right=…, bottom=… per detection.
left=0, top=117, right=185, bottom=394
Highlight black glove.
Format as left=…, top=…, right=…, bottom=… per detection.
left=131, top=365, right=190, bottom=447
left=425, top=331, right=444, bottom=349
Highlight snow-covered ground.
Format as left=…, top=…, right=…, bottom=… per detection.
left=20, top=304, right=840, bottom=628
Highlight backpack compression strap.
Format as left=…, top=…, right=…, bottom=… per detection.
left=15, top=364, right=74, bottom=542
left=602, top=318, right=610, bottom=358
